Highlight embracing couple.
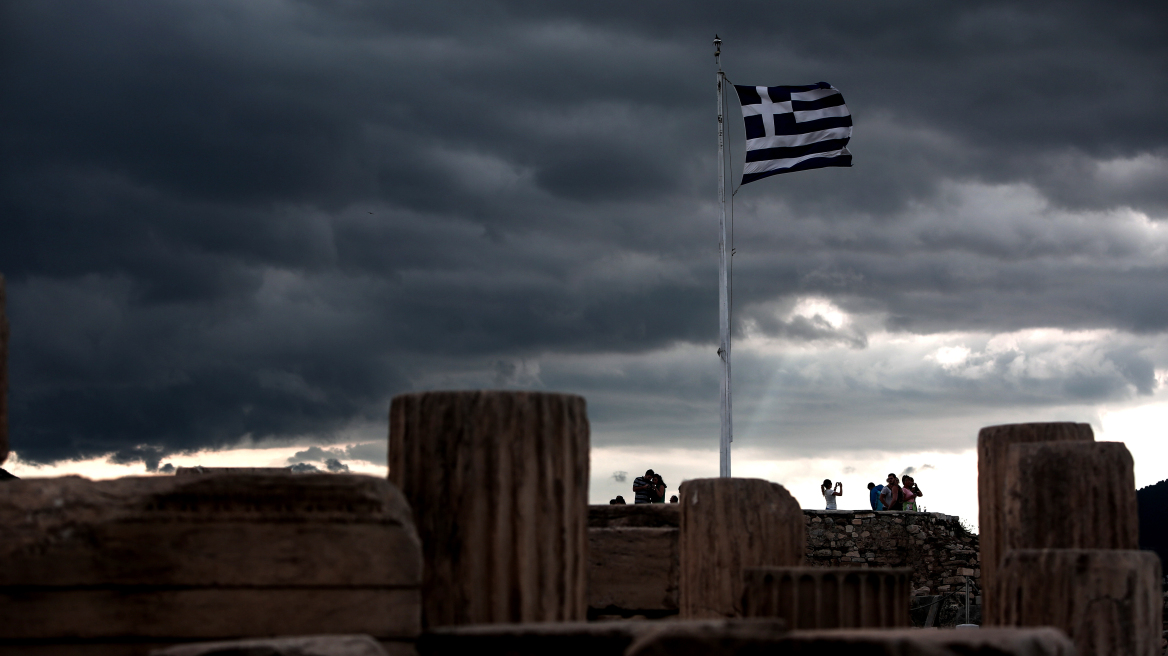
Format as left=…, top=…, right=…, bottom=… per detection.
left=632, top=469, right=668, bottom=504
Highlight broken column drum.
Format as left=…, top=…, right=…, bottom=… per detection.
left=1003, top=441, right=1138, bottom=556
left=741, top=566, right=913, bottom=629
left=389, top=391, right=590, bottom=627
left=994, top=549, right=1162, bottom=656
left=977, top=422, right=1093, bottom=621
left=678, top=478, right=804, bottom=618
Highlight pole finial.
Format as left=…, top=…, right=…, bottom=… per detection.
left=713, top=34, right=722, bottom=57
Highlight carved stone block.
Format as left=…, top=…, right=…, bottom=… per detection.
left=741, top=566, right=913, bottom=628
left=389, top=391, right=589, bottom=627
left=1003, top=442, right=1138, bottom=555
left=627, top=626, right=1074, bottom=656
left=0, top=474, right=422, bottom=654
left=994, top=549, right=1162, bottom=656
left=679, top=478, right=804, bottom=618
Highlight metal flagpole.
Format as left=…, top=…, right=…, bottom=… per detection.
left=714, top=35, right=732, bottom=478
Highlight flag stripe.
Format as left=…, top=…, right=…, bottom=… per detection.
left=743, top=138, right=850, bottom=163
left=794, top=105, right=850, bottom=122
left=746, top=126, right=852, bottom=150
left=741, top=152, right=853, bottom=184
left=791, top=94, right=845, bottom=112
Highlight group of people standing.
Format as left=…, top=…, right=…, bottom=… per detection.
left=820, top=473, right=924, bottom=511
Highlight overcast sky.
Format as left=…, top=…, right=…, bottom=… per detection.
left=3, top=0, right=1167, bottom=519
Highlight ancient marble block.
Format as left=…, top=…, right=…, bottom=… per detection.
left=417, top=621, right=660, bottom=656
left=389, top=391, right=590, bottom=627
left=741, top=567, right=913, bottom=628
left=627, top=626, right=1074, bottom=656
left=0, top=474, right=422, bottom=654
left=588, top=526, right=678, bottom=613
left=977, top=422, right=1093, bottom=621
left=679, top=478, right=804, bottom=618
left=994, top=549, right=1162, bottom=656
left=0, top=273, right=7, bottom=465
left=1004, top=442, right=1138, bottom=557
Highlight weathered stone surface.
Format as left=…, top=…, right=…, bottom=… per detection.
left=588, top=526, right=677, bottom=614
left=995, top=549, right=1162, bottom=656
left=679, top=478, right=804, bottom=618
left=1004, top=442, right=1138, bottom=560
left=977, top=422, right=1093, bottom=621
left=589, top=503, right=679, bottom=528
left=741, top=566, right=913, bottom=628
left=623, top=620, right=791, bottom=656
left=418, top=621, right=659, bottom=656
left=389, top=391, right=589, bottom=627
left=627, top=626, right=1073, bottom=656
left=151, top=635, right=389, bottom=656
left=0, top=273, right=7, bottom=465
left=0, top=474, right=422, bottom=650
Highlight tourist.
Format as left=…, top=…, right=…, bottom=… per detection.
left=902, top=475, right=922, bottom=511
left=880, top=473, right=901, bottom=510
left=632, top=469, right=655, bottom=504
left=821, top=479, right=843, bottom=509
left=651, top=473, right=668, bottom=503
left=610, top=495, right=626, bottom=504
left=868, top=481, right=885, bottom=511
left=669, top=495, right=678, bottom=503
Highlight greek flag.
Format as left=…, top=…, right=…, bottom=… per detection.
left=734, top=82, right=852, bottom=184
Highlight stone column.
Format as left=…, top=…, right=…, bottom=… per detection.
left=1003, top=441, right=1137, bottom=555
left=389, top=391, right=590, bottom=627
left=741, top=566, right=913, bottom=628
left=678, top=478, right=804, bottom=618
left=995, top=549, right=1161, bottom=656
left=977, top=422, right=1093, bottom=621
left=0, top=273, right=7, bottom=465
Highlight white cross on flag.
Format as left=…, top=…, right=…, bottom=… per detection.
left=734, top=82, right=852, bottom=184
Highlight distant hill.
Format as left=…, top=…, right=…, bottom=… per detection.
left=1137, top=478, right=1167, bottom=570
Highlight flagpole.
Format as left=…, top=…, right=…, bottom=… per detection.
left=714, top=35, right=732, bottom=478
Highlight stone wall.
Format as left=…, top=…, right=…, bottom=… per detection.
left=588, top=505, right=980, bottom=618
left=804, top=510, right=980, bottom=595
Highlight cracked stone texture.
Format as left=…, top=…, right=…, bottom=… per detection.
left=995, top=549, right=1161, bottom=656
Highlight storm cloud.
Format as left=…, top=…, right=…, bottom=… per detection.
left=3, top=0, right=1167, bottom=468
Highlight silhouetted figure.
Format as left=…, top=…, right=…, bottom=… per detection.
left=651, top=473, right=667, bottom=503
left=901, top=475, right=922, bottom=511
left=880, top=473, right=901, bottom=510
left=821, top=478, right=843, bottom=509
left=669, top=495, right=678, bottom=503
left=610, top=495, right=626, bottom=505
left=868, top=481, right=885, bottom=510
left=632, top=469, right=655, bottom=504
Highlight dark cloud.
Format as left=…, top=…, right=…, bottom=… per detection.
left=324, top=458, right=350, bottom=473
left=287, top=462, right=320, bottom=473
left=2, top=0, right=1167, bottom=464
left=107, top=446, right=167, bottom=472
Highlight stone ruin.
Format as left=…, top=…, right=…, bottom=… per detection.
left=0, top=386, right=1162, bottom=656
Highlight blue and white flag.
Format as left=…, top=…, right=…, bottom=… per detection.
left=734, top=82, right=852, bottom=184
